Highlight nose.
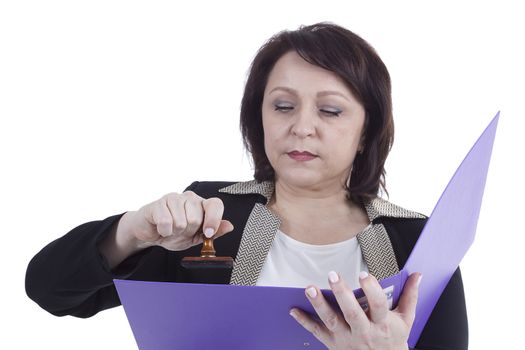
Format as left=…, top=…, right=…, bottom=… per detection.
left=290, top=110, right=316, bottom=138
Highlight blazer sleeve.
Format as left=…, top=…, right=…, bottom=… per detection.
left=25, top=181, right=200, bottom=318
left=25, top=213, right=171, bottom=318
left=414, top=267, right=469, bottom=350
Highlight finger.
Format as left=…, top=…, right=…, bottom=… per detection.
left=359, top=271, right=389, bottom=323
left=327, top=271, right=369, bottom=332
left=214, top=220, right=234, bottom=238
left=165, top=195, right=188, bottom=236
left=150, top=200, right=174, bottom=237
left=192, top=220, right=233, bottom=245
left=396, top=273, right=422, bottom=326
left=289, top=308, right=331, bottom=344
left=201, top=197, right=225, bottom=238
left=304, top=285, right=348, bottom=334
left=183, top=196, right=205, bottom=236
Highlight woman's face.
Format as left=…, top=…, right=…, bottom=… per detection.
left=262, top=51, right=366, bottom=191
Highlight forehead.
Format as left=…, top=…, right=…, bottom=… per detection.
left=264, top=51, right=351, bottom=95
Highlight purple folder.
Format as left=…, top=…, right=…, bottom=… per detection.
left=115, top=112, right=499, bottom=349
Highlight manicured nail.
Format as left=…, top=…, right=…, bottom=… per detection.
left=416, top=274, right=423, bottom=288
left=306, top=287, right=317, bottom=298
left=359, top=271, right=369, bottom=279
left=204, top=228, right=215, bottom=238
left=289, top=309, right=298, bottom=319
left=328, top=271, right=339, bottom=283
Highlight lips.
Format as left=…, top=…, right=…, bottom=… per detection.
left=287, top=150, right=318, bottom=161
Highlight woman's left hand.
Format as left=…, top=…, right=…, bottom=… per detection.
left=289, top=271, right=422, bottom=350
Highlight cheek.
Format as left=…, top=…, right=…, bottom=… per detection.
left=262, top=118, right=282, bottom=147
left=329, top=130, right=360, bottom=162
left=264, top=130, right=280, bottom=161
left=262, top=116, right=278, bottom=159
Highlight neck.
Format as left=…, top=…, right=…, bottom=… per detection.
left=271, top=179, right=350, bottom=212
left=269, top=179, right=369, bottom=244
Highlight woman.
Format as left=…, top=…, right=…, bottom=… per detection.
left=26, top=22, right=468, bottom=349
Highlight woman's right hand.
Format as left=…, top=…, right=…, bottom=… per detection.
left=99, top=191, right=234, bottom=269
left=126, top=191, right=234, bottom=251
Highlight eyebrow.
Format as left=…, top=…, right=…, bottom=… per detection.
left=268, top=86, right=351, bottom=102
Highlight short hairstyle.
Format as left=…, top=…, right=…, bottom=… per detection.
left=240, top=22, right=394, bottom=203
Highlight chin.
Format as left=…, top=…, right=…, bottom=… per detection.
left=276, top=170, right=323, bottom=189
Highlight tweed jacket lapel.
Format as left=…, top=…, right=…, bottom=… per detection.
left=359, top=198, right=426, bottom=280
left=219, top=180, right=425, bottom=285
left=219, top=181, right=279, bottom=286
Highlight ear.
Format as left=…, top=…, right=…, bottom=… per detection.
left=358, top=116, right=368, bottom=153
left=357, top=136, right=365, bottom=153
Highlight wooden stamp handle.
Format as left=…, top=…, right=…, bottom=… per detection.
left=201, top=237, right=216, bottom=258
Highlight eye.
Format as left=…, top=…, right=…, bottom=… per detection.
left=274, top=105, right=294, bottom=113
left=320, top=109, right=342, bottom=117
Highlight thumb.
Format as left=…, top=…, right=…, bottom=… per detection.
left=396, top=272, right=422, bottom=327
left=212, top=220, right=235, bottom=238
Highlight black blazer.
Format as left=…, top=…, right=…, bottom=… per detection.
left=26, top=180, right=468, bottom=350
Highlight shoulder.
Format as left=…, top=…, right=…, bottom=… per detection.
left=183, top=180, right=237, bottom=196
left=184, top=179, right=272, bottom=204
left=364, top=197, right=426, bottom=222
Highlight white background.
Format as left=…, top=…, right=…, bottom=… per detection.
left=1, top=1, right=523, bottom=348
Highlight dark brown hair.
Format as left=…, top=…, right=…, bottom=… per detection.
left=240, top=22, right=394, bottom=203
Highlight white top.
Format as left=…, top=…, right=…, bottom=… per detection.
left=256, top=226, right=370, bottom=290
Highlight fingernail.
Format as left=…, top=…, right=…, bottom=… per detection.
left=359, top=271, right=369, bottom=280
left=204, top=227, right=215, bottom=238
left=306, top=287, right=317, bottom=299
left=289, top=309, right=298, bottom=319
left=328, top=271, right=339, bottom=283
left=416, top=274, right=423, bottom=288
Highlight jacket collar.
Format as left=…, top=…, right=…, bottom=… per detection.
left=220, top=179, right=424, bottom=285
left=218, top=179, right=425, bottom=222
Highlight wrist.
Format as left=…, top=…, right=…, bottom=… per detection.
left=116, top=211, right=151, bottom=251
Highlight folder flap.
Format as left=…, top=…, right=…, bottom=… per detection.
left=405, top=112, right=499, bottom=346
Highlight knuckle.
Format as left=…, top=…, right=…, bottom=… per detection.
left=357, top=332, right=373, bottom=346
left=164, top=192, right=181, bottom=200
left=155, top=222, right=171, bottom=237
left=343, top=307, right=360, bottom=322
left=182, top=190, right=198, bottom=199
left=377, top=322, right=391, bottom=336
left=186, top=218, right=202, bottom=232
left=411, top=286, right=420, bottom=299
left=409, top=292, right=418, bottom=304
left=311, top=323, right=323, bottom=339
left=173, top=220, right=187, bottom=231
left=331, top=283, right=345, bottom=294
left=325, top=314, right=339, bottom=331
left=186, top=217, right=202, bottom=228
left=205, top=197, right=223, bottom=207
left=369, top=297, right=387, bottom=310
left=157, top=217, right=172, bottom=227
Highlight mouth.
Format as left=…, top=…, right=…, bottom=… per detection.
left=287, top=150, right=318, bottom=161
